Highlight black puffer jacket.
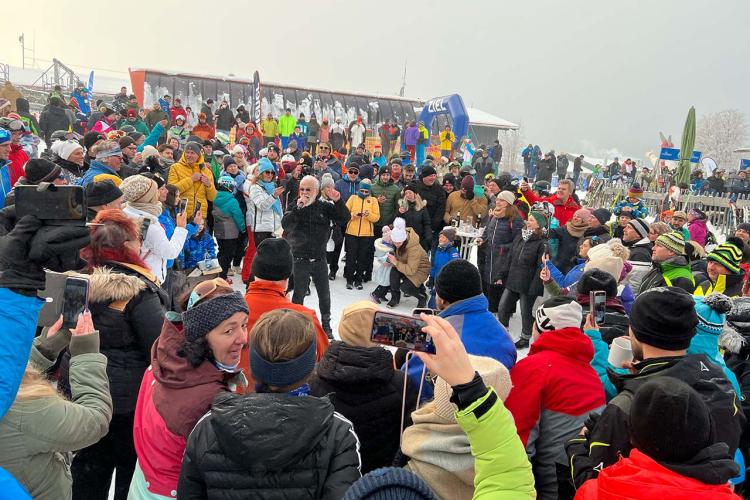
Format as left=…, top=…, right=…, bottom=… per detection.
left=177, top=391, right=362, bottom=499
left=480, top=215, right=523, bottom=284
left=39, top=105, right=72, bottom=145
left=413, top=179, right=447, bottom=233
left=281, top=198, right=350, bottom=259
left=58, top=262, right=166, bottom=415
left=398, top=195, right=432, bottom=250
left=549, top=225, right=583, bottom=275
left=309, top=341, right=418, bottom=473
left=722, top=298, right=750, bottom=453
left=498, top=232, right=546, bottom=296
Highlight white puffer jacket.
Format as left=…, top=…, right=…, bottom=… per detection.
left=245, top=182, right=281, bottom=233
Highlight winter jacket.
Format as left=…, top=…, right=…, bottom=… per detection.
left=439, top=130, right=455, bottom=151
left=480, top=215, right=523, bottom=284
left=260, top=118, right=278, bottom=138
left=567, top=354, right=745, bottom=489
left=54, top=156, right=84, bottom=185
left=455, top=389, right=536, bottom=499
left=694, top=272, right=744, bottom=298
left=334, top=177, right=360, bottom=204
left=474, top=156, right=494, bottom=184
left=15, top=98, right=40, bottom=136
left=549, top=224, right=583, bottom=275
left=191, top=123, right=215, bottom=141
left=307, top=119, right=319, bottom=143
left=58, top=264, right=166, bottom=416
left=123, top=205, right=189, bottom=283
left=413, top=179, right=447, bottom=232
left=623, top=237, right=653, bottom=263
left=443, top=190, right=488, bottom=225
left=167, top=152, right=218, bottom=219
left=397, top=195, right=432, bottom=246
left=132, top=319, right=244, bottom=498
left=180, top=229, right=217, bottom=270
left=345, top=194, right=380, bottom=237
left=169, top=106, right=187, bottom=125
left=281, top=197, right=350, bottom=260
left=688, top=218, right=708, bottom=246
left=177, top=391, right=361, bottom=499
left=0, top=160, right=13, bottom=209
left=309, top=341, right=418, bottom=473
left=8, top=143, right=28, bottom=186
left=638, top=256, right=695, bottom=294
left=613, top=198, right=648, bottom=219
left=430, top=244, right=460, bottom=282
left=0, top=331, right=112, bottom=500
left=77, top=159, right=119, bottom=186
left=521, top=188, right=581, bottom=225
left=278, top=114, right=296, bottom=137
left=688, top=319, right=741, bottom=397
left=505, top=327, right=606, bottom=499
left=121, top=118, right=150, bottom=136
left=403, top=125, right=419, bottom=146
left=547, top=258, right=585, bottom=289
left=246, top=183, right=281, bottom=233
left=535, top=158, right=556, bottom=183
left=575, top=447, right=740, bottom=499
left=39, top=105, right=72, bottom=145
left=212, top=191, right=246, bottom=240
left=370, top=178, right=401, bottom=226
left=722, top=304, right=750, bottom=453
left=167, top=125, right=189, bottom=146
left=498, top=232, right=546, bottom=296
left=146, top=109, right=168, bottom=131
left=393, top=228, right=430, bottom=287
left=215, top=107, right=234, bottom=131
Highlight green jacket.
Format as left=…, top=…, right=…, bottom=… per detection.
left=371, top=179, right=401, bottom=226
left=455, top=388, right=536, bottom=499
left=278, top=114, right=296, bottom=137
left=146, top=109, right=168, bottom=136
left=209, top=156, right=222, bottom=184
left=121, top=118, right=150, bottom=136
left=0, top=331, right=112, bottom=500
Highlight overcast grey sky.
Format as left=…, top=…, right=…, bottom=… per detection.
left=4, top=0, right=749, bottom=158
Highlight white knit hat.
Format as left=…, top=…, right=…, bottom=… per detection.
left=496, top=190, right=516, bottom=206
left=535, top=296, right=583, bottom=332
left=391, top=217, right=407, bottom=243
left=585, top=244, right=625, bottom=282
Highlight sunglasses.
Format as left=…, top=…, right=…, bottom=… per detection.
left=187, top=278, right=233, bottom=309
left=299, top=187, right=315, bottom=192
left=319, top=146, right=330, bottom=150
left=359, top=190, right=370, bottom=195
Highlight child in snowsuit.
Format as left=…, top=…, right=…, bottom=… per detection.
left=613, top=184, right=648, bottom=219
left=370, top=226, right=395, bottom=304
left=428, top=227, right=461, bottom=308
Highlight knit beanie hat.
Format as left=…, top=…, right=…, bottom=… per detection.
left=736, top=222, right=750, bottom=234
left=390, top=217, right=407, bottom=243
left=118, top=136, right=136, bottom=150
left=83, top=131, right=105, bottom=151
left=578, top=269, right=618, bottom=298
left=528, top=210, right=548, bottom=229
left=534, top=296, right=583, bottom=332
left=93, top=173, right=122, bottom=187
left=689, top=207, right=707, bottom=220
left=120, top=174, right=158, bottom=204
left=182, top=291, right=249, bottom=342
left=223, top=155, right=237, bottom=169
left=627, top=218, right=650, bottom=240
left=630, top=287, right=698, bottom=350
left=655, top=231, right=687, bottom=256
left=630, top=377, right=712, bottom=463
left=573, top=208, right=594, bottom=223
left=379, top=165, right=391, bottom=176
left=496, top=190, right=516, bottom=206
left=184, top=141, right=202, bottom=155
left=628, top=183, right=644, bottom=198
left=252, top=237, right=293, bottom=281
left=432, top=355, right=511, bottom=422
left=707, top=237, right=743, bottom=275
left=694, top=293, right=732, bottom=339
left=216, top=175, right=236, bottom=192
left=435, top=259, right=482, bottom=303
left=85, top=179, right=123, bottom=207
left=339, top=301, right=379, bottom=348
left=460, top=175, right=474, bottom=192
left=51, top=139, right=84, bottom=161
left=359, top=178, right=372, bottom=192
left=320, top=172, right=335, bottom=191
left=439, top=226, right=457, bottom=242
left=23, top=158, right=62, bottom=184
left=141, top=145, right=160, bottom=162
left=592, top=208, right=611, bottom=225
left=342, top=467, right=437, bottom=500
left=584, top=245, right=625, bottom=283
left=419, top=165, right=437, bottom=178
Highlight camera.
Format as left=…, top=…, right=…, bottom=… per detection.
left=15, top=185, right=87, bottom=226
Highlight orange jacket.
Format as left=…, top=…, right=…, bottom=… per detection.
left=239, top=280, right=329, bottom=392
left=191, top=123, right=215, bottom=141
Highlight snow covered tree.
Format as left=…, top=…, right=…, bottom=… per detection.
left=499, top=126, right=524, bottom=172
left=695, top=109, right=749, bottom=170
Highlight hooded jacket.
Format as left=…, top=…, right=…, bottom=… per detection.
left=567, top=354, right=745, bottom=489
left=8, top=144, right=28, bottom=186
left=167, top=152, right=218, bottom=219
left=638, top=256, right=696, bottom=294
left=281, top=197, right=350, bottom=260
left=397, top=194, right=431, bottom=245
left=370, top=177, right=401, bottom=226
left=345, top=193, right=380, bottom=237
left=212, top=190, right=246, bottom=240
left=498, top=231, right=546, bottom=296
left=688, top=218, right=709, bottom=247
left=505, top=327, right=606, bottom=499
left=393, top=228, right=431, bottom=286
left=623, top=237, right=653, bottom=263
left=177, top=391, right=361, bottom=499
left=480, top=215, right=523, bottom=284
left=413, top=179, right=447, bottom=232
left=309, top=341, right=418, bottom=473
left=132, top=319, right=244, bottom=498
left=575, top=447, right=740, bottom=499
left=246, top=169, right=282, bottom=234
left=694, top=272, right=744, bottom=298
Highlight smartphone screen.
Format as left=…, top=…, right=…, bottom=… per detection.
left=411, top=308, right=436, bottom=316
left=63, top=277, right=89, bottom=329
left=178, top=198, right=189, bottom=214
left=140, top=218, right=151, bottom=242
left=193, top=201, right=202, bottom=219
left=371, top=311, right=435, bottom=353
left=591, top=291, right=607, bottom=325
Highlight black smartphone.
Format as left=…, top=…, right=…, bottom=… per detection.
left=591, top=290, right=606, bottom=325
left=193, top=201, right=202, bottom=219
left=412, top=308, right=436, bottom=316
left=15, top=185, right=86, bottom=223
left=62, top=277, right=89, bottom=329
left=140, top=218, right=151, bottom=242
left=371, top=311, right=436, bottom=354
left=178, top=198, right=189, bottom=214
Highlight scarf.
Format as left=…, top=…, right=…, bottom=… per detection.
left=259, top=180, right=282, bottom=215
left=128, top=200, right=162, bottom=218
left=566, top=219, right=589, bottom=238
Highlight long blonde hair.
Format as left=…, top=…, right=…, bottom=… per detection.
left=14, top=365, right=63, bottom=401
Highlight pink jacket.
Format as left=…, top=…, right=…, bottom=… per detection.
left=688, top=219, right=708, bottom=246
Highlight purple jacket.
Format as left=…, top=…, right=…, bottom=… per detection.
left=688, top=219, right=708, bottom=246
left=404, top=126, right=419, bottom=146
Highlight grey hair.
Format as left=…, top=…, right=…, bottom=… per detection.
left=559, top=179, right=575, bottom=191
left=300, top=175, right=320, bottom=190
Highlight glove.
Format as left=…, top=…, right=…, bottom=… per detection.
left=29, top=224, right=91, bottom=272
left=0, top=215, right=46, bottom=293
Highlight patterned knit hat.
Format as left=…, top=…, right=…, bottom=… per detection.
left=182, top=291, right=249, bottom=342
left=120, top=174, right=158, bottom=204
left=535, top=296, right=584, bottom=331
left=628, top=183, right=643, bottom=198
left=627, top=218, right=650, bottom=240
left=343, top=467, right=437, bottom=500
left=707, top=237, right=743, bottom=274
left=217, top=175, right=236, bottom=192
left=655, top=231, right=687, bottom=256
left=694, top=294, right=732, bottom=337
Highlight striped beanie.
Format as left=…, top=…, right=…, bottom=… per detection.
left=707, top=237, right=743, bottom=275
left=628, top=184, right=644, bottom=198
left=628, top=218, right=650, bottom=240
left=693, top=293, right=732, bottom=337
left=655, top=231, right=687, bottom=256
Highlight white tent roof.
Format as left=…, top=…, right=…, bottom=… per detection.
left=466, top=107, right=518, bottom=130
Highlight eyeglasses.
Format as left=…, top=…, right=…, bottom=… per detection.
left=299, top=187, right=314, bottom=192
left=319, top=146, right=330, bottom=150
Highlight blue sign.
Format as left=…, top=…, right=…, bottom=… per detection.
left=659, top=147, right=701, bottom=163
left=740, top=159, right=750, bottom=171
left=417, top=94, right=469, bottom=149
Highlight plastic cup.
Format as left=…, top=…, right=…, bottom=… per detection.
left=608, top=337, right=633, bottom=367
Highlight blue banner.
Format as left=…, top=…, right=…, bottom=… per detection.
left=659, top=147, right=701, bottom=162
left=740, top=159, right=750, bottom=171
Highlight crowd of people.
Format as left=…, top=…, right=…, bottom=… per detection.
left=1, top=85, right=750, bottom=499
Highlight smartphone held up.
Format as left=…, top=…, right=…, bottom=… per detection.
left=370, top=310, right=436, bottom=354
left=62, top=277, right=89, bottom=329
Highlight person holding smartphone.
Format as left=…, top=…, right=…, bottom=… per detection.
left=167, top=141, right=217, bottom=220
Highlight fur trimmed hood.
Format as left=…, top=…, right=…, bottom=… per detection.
left=87, top=266, right=147, bottom=304
left=398, top=193, right=427, bottom=211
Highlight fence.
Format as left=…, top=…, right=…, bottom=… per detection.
left=584, top=186, right=750, bottom=237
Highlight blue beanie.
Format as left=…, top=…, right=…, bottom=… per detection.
left=694, top=293, right=732, bottom=337
left=258, top=157, right=276, bottom=175
left=343, top=468, right=436, bottom=500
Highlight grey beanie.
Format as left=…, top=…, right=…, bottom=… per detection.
left=182, top=292, right=249, bottom=342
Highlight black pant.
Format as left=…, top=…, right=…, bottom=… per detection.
left=217, top=238, right=239, bottom=279
left=253, top=231, right=273, bottom=248
left=327, top=225, right=345, bottom=276
left=484, top=283, right=505, bottom=313
left=206, top=201, right=215, bottom=235
left=233, top=231, right=248, bottom=267
left=365, top=225, right=384, bottom=277
left=389, top=268, right=424, bottom=296
left=291, top=258, right=331, bottom=325
left=72, top=413, right=136, bottom=500
left=344, top=235, right=372, bottom=282
left=497, top=289, right=537, bottom=339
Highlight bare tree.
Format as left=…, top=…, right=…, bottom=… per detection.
left=499, top=125, right=524, bottom=173
left=695, top=109, right=749, bottom=169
